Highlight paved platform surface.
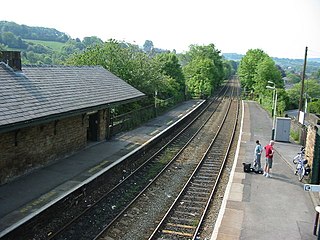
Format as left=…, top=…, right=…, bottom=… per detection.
left=212, top=100, right=319, bottom=240
left=0, top=99, right=204, bottom=237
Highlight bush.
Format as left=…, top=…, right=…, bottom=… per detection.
left=290, top=129, right=299, bottom=142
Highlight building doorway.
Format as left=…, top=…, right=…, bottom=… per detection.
left=87, top=112, right=99, bottom=142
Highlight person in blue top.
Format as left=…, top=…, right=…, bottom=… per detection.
left=254, top=140, right=263, bottom=171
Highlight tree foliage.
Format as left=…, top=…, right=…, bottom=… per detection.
left=0, top=21, right=69, bottom=43
left=155, top=52, right=185, bottom=98
left=238, top=49, right=290, bottom=116
left=286, top=79, right=320, bottom=111
left=311, top=69, right=320, bottom=80
left=223, top=59, right=237, bottom=80
left=286, top=73, right=301, bottom=84
left=183, top=58, right=216, bottom=97
left=67, top=40, right=171, bottom=99
left=238, top=49, right=269, bottom=91
left=0, top=21, right=106, bottom=65
left=143, top=40, right=154, bottom=53
left=253, top=57, right=283, bottom=94
left=181, top=44, right=225, bottom=98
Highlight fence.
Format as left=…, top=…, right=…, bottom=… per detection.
left=109, top=97, right=180, bottom=137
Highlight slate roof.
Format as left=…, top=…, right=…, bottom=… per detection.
left=0, top=63, right=145, bottom=133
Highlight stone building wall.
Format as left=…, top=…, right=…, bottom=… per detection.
left=97, top=109, right=107, bottom=141
left=0, top=115, right=87, bottom=184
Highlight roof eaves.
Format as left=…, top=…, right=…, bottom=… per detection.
left=0, top=94, right=146, bottom=134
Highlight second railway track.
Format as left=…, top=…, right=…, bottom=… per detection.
left=98, top=79, right=240, bottom=240
left=149, top=87, right=239, bottom=239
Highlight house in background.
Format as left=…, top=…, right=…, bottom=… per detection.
left=0, top=51, right=145, bottom=184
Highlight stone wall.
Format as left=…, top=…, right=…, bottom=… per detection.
left=291, top=118, right=307, bottom=146
left=97, top=109, right=107, bottom=141
left=0, top=115, right=87, bottom=184
left=306, top=125, right=317, bottom=166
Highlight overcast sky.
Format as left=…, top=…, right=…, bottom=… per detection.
left=2, top=0, right=320, bottom=59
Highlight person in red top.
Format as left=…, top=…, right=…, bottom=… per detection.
left=263, top=140, right=275, bottom=178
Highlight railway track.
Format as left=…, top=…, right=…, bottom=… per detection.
left=148, top=87, right=239, bottom=239
left=2, top=79, right=239, bottom=240
left=47, top=84, right=231, bottom=240
left=97, top=80, right=240, bottom=239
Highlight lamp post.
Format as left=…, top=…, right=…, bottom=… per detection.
left=154, top=90, right=158, bottom=117
left=266, top=84, right=277, bottom=140
left=268, top=81, right=275, bottom=117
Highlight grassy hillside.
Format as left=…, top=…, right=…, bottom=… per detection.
left=25, top=39, right=65, bottom=51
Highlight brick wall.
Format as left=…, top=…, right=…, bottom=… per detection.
left=0, top=115, right=87, bottom=184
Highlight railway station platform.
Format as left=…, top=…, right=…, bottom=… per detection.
left=0, top=99, right=205, bottom=237
left=211, top=100, right=319, bottom=240
left=1, top=98, right=319, bottom=240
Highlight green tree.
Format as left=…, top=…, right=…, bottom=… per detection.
left=309, top=99, right=320, bottom=114
left=182, top=44, right=224, bottom=97
left=82, top=36, right=103, bottom=47
left=286, top=79, right=320, bottom=110
left=253, top=57, right=283, bottom=95
left=143, top=40, right=154, bottom=53
left=1, top=32, right=18, bottom=47
left=66, top=40, right=169, bottom=99
left=183, top=57, right=217, bottom=98
left=286, top=72, right=301, bottom=84
left=223, top=60, right=237, bottom=79
left=238, top=49, right=269, bottom=91
left=155, top=52, right=185, bottom=98
left=310, top=69, right=320, bottom=80
left=61, top=39, right=85, bottom=55
left=186, top=44, right=224, bottom=84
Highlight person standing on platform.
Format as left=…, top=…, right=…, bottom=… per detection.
left=263, top=140, right=275, bottom=178
left=253, top=140, right=263, bottom=171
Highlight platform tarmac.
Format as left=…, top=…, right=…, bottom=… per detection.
left=212, top=100, right=319, bottom=240
left=0, top=99, right=205, bottom=237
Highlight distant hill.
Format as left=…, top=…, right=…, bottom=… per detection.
left=0, top=21, right=69, bottom=43
left=222, top=53, right=244, bottom=61
left=223, top=53, right=320, bottom=74
left=0, top=21, right=104, bottom=65
left=308, top=58, right=320, bottom=63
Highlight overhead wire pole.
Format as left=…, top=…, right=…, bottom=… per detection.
left=298, top=46, right=308, bottom=123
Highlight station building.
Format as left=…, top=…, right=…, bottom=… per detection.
left=0, top=51, right=145, bottom=184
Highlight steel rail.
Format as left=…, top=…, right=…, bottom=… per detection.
left=148, top=82, right=239, bottom=239
left=47, top=85, right=231, bottom=239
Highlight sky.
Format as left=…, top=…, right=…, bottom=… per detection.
left=2, top=0, right=320, bottom=59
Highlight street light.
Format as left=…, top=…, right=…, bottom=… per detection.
left=266, top=83, right=277, bottom=140
left=268, top=81, right=275, bottom=117
left=154, top=90, right=158, bottom=117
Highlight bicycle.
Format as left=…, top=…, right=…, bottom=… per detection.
left=292, top=147, right=310, bottom=181
left=292, top=147, right=305, bottom=164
